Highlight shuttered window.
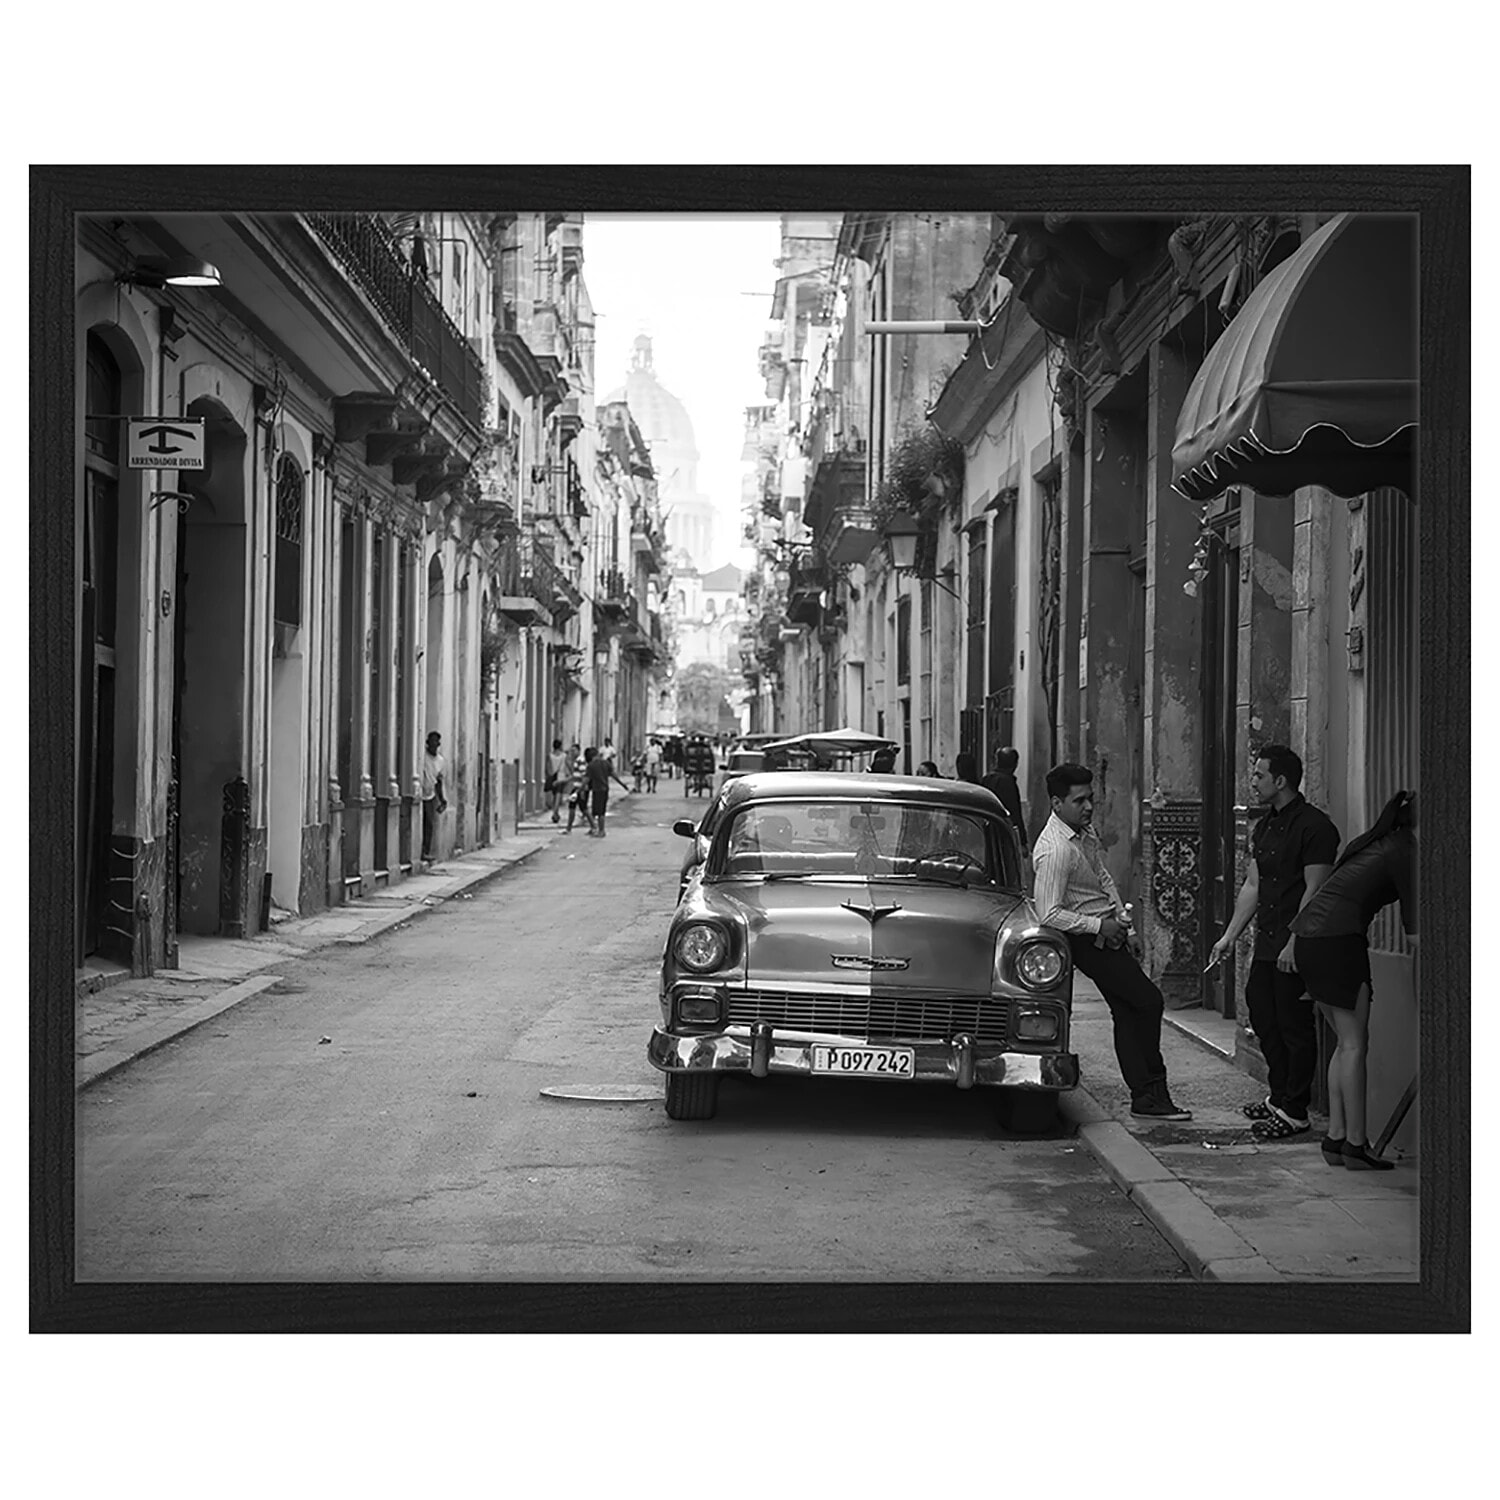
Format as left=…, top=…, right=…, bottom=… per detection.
left=274, top=455, right=304, bottom=627
left=1364, top=486, right=1417, bottom=955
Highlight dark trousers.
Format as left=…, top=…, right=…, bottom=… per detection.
left=1245, top=960, right=1315, bottom=1120
left=1067, top=936, right=1168, bottom=1103
left=421, top=797, right=437, bottom=860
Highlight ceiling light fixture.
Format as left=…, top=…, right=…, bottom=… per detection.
left=116, top=256, right=222, bottom=290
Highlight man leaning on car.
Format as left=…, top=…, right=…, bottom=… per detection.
left=1031, top=762, right=1192, bottom=1121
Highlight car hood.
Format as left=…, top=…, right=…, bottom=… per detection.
left=711, top=879, right=1026, bottom=992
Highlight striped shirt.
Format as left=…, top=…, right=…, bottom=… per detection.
left=1031, top=811, right=1126, bottom=937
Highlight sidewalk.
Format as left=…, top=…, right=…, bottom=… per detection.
left=1063, top=976, right=1419, bottom=1281
left=75, top=819, right=575, bottom=1090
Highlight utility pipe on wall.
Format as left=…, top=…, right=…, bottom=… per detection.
left=864, top=321, right=983, bottom=335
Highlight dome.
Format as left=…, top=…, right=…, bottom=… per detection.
left=604, top=335, right=699, bottom=467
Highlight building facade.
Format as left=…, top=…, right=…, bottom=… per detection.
left=737, top=210, right=1419, bottom=1148
left=75, top=210, right=673, bottom=980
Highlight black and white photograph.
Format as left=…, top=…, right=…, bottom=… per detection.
left=35, top=169, right=1467, bottom=1323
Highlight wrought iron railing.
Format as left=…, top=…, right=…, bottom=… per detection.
left=306, top=214, right=486, bottom=431
left=496, top=533, right=538, bottom=599
left=531, top=543, right=578, bottom=614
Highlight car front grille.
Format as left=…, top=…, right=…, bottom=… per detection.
left=726, top=990, right=1011, bottom=1047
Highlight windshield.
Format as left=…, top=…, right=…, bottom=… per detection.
left=713, top=799, right=1020, bottom=887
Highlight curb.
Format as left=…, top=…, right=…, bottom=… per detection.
left=77, top=973, right=283, bottom=1091
left=1060, top=1085, right=1285, bottom=1282
left=75, top=836, right=561, bottom=1091
left=331, top=841, right=550, bottom=945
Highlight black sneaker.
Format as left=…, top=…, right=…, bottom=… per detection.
left=1130, top=1096, right=1194, bottom=1121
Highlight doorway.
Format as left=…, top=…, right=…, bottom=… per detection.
left=174, top=397, right=248, bottom=936
left=79, top=335, right=122, bottom=962
left=268, top=453, right=306, bottom=913
left=1200, top=512, right=1241, bottom=1016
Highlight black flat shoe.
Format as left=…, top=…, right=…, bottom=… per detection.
left=1320, top=1135, right=1346, bottom=1165
left=1342, top=1141, right=1395, bottom=1171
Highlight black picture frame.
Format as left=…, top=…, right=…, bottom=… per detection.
left=32, top=164, right=1469, bottom=1333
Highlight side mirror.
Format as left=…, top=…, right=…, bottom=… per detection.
left=672, top=819, right=698, bottom=838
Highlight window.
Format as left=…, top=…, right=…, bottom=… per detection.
left=895, top=595, right=911, bottom=685
left=919, top=579, right=934, bottom=757
left=717, top=800, right=1017, bottom=887
left=83, top=335, right=121, bottom=651
left=1364, top=488, right=1417, bottom=956
left=274, top=455, right=304, bottom=628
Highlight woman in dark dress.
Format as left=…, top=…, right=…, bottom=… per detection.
left=1289, top=790, right=1417, bottom=1171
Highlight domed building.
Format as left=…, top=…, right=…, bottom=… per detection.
left=606, top=335, right=717, bottom=569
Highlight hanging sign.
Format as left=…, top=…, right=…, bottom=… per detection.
left=128, top=417, right=205, bottom=470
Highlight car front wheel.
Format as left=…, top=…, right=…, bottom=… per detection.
left=664, top=1072, right=719, bottom=1120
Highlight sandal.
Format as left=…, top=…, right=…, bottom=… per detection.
left=1251, top=1112, right=1310, bottom=1141
left=1241, top=1097, right=1274, bottom=1121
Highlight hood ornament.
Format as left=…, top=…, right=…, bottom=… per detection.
left=841, top=899, right=902, bottom=925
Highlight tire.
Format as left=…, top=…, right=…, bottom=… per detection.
left=998, top=1090, right=1059, bottom=1134
left=664, top=1071, right=719, bottom=1120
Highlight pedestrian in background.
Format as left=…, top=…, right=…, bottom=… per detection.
left=1033, top=761, right=1192, bottom=1121
left=564, top=743, right=590, bottom=835
left=981, top=745, right=1030, bottom=855
left=421, top=731, right=446, bottom=864
left=583, top=745, right=631, bottom=838
left=645, top=737, right=662, bottom=793
left=915, top=760, right=940, bottom=777
left=601, top=736, right=617, bottom=771
left=1207, top=745, right=1339, bottom=1142
left=954, top=751, right=982, bottom=785
left=1291, top=789, right=1417, bottom=1170
left=545, top=738, right=570, bottom=824
left=870, top=746, right=897, bottom=774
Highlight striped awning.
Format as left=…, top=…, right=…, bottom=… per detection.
left=1172, top=214, right=1417, bottom=503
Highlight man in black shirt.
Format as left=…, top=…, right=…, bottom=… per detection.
left=981, top=745, right=1030, bottom=855
left=1207, top=745, right=1339, bottom=1139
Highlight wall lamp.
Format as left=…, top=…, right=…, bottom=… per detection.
left=116, top=256, right=222, bottom=289
left=881, top=512, right=961, bottom=600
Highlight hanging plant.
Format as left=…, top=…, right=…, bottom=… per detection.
left=870, top=424, right=965, bottom=530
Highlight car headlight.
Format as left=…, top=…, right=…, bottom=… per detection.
left=675, top=922, right=729, bottom=972
left=1016, top=941, right=1066, bottom=990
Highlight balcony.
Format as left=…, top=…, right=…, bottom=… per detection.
left=306, top=214, right=485, bottom=431
left=533, top=544, right=584, bottom=623
left=495, top=534, right=553, bottom=626
left=803, top=424, right=874, bottom=565
left=595, top=565, right=634, bottom=629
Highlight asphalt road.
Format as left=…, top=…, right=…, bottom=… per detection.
left=77, top=793, right=1187, bottom=1282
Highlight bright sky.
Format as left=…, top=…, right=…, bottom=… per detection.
left=582, top=214, right=783, bottom=572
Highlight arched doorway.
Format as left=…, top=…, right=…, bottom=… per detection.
left=174, top=396, right=248, bottom=935
left=79, top=334, right=122, bottom=960
left=268, top=451, right=307, bottom=914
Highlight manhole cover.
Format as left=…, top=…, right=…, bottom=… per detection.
left=539, top=1084, right=661, bottom=1103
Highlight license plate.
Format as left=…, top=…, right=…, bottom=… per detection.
left=811, top=1045, right=915, bottom=1077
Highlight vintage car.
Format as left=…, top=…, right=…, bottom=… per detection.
left=650, top=772, right=1079, bottom=1129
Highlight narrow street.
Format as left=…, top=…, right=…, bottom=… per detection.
left=78, top=794, right=1186, bottom=1282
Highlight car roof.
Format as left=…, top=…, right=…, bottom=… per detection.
left=720, top=771, right=1004, bottom=813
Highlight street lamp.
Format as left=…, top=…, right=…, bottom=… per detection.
left=881, top=511, right=922, bottom=571
left=881, top=511, right=961, bottom=601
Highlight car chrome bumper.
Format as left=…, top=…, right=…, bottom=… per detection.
left=647, top=1025, right=1078, bottom=1091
